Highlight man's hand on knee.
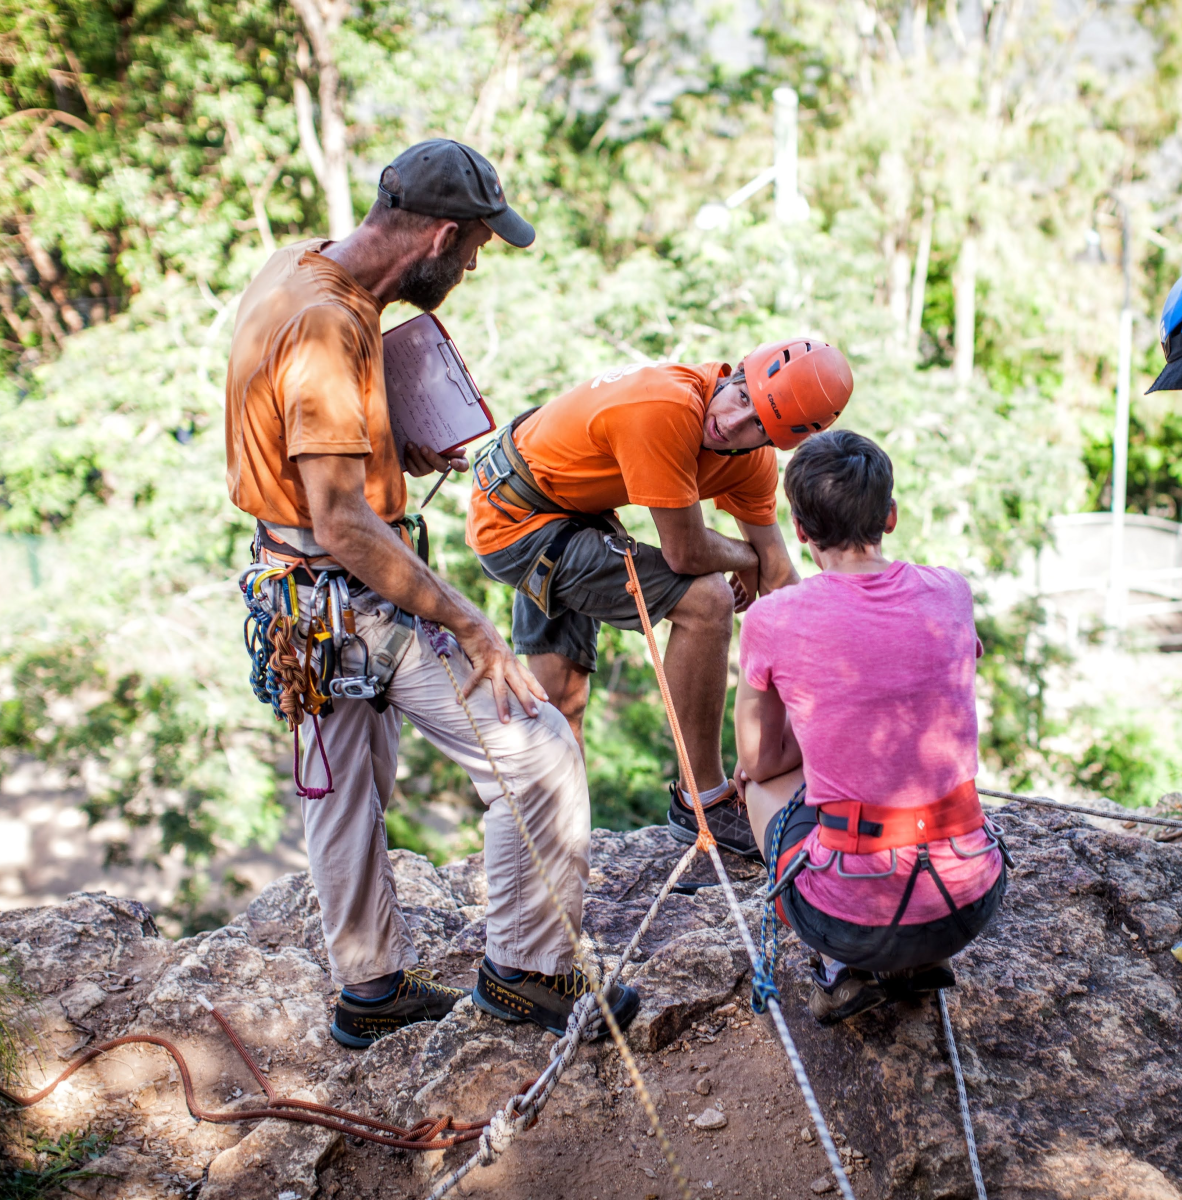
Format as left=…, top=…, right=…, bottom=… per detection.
left=454, top=615, right=549, bottom=722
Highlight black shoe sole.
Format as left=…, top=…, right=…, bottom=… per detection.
left=666, top=811, right=762, bottom=860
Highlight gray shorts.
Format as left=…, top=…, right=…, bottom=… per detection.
left=477, top=519, right=696, bottom=672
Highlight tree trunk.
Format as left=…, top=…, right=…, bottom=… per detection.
left=907, top=194, right=934, bottom=359
left=289, top=0, right=354, bottom=240
left=17, top=219, right=83, bottom=333
left=954, top=233, right=977, bottom=388
left=2, top=252, right=65, bottom=348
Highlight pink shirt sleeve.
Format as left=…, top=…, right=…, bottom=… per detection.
left=738, top=597, right=775, bottom=691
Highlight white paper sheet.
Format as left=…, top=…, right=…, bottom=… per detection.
left=382, top=313, right=493, bottom=467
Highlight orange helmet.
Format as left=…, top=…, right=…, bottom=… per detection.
left=740, top=339, right=854, bottom=450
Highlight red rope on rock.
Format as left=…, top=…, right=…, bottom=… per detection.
left=0, top=1002, right=485, bottom=1152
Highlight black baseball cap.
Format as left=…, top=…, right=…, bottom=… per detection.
left=377, top=139, right=535, bottom=248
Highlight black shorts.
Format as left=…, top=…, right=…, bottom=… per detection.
left=477, top=520, right=695, bottom=672
left=764, top=802, right=1007, bottom=973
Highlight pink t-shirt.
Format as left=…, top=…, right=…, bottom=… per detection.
left=740, top=560, right=1001, bottom=925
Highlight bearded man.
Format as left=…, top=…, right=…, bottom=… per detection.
left=225, top=140, right=639, bottom=1047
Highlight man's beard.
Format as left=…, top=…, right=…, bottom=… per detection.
left=396, top=242, right=469, bottom=312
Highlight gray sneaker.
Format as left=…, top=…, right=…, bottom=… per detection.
left=472, top=958, right=639, bottom=1038
left=331, top=970, right=469, bottom=1048
left=666, top=781, right=760, bottom=859
left=807, top=961, right=888, bottom=1026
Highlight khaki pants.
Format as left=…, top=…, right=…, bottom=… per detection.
left=296, top=617, right=589, bottom=989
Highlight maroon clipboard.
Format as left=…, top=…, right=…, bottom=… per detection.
left=381, top=312, right=495, bottom=466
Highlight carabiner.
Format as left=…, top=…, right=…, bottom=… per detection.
left=328, top=575, right=346, bottom=653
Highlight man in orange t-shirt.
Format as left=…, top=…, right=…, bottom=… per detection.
left=467, top=358, right=797, bottom=860
left=227, top=141, right=639, bottom=1049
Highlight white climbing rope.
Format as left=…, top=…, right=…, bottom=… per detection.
left=426, top=643, right=693, bottom=1200
left=703, top=840, right=855, bottom=1200
left=939, top=989, right=987, bottom=1200
left=979, top=787, right=1182, bottom=830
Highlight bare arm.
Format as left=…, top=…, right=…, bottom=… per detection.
left=730, top=519, right=799, bottom=612
left=297, top=452, right=546, bottom=722
left=650, top=502, right=759, bottom=576
left=734, top=674, right=802, bottom=785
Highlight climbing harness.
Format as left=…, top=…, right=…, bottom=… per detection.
left=239, top=516, right=429, bottom=802
left=472, top=413, right=633, bottom=615
left=0, top=997, right=485, bottom=1152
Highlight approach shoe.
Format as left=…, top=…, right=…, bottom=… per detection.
left=807, top=959, right=888, bottom=1026
left=666, top=780, right=760, bottom=859
left=331, top=970, right=469, bottom=1048
left=875, top=958, right=956, bottom=1000
left=472, top=958, right=640, bottom=1038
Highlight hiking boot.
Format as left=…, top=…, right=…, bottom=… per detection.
left=331, top=970, right=469, bottom=1048
left=875, top=958, right=956, bottom=1000
left=666, top=781, right=760, bottom=859
left=807, top=961, right=888, bottom=1026
left=472, top=958, right=640, bottom=1039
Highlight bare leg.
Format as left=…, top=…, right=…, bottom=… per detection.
left=663, top=573, right=735, bottom=794
left=528, top=652, right=592, bottom=758
left=744, top=767, right=807, bottom=860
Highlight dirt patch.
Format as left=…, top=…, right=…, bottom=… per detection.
left=316, top=1012, right=876, bottom=1200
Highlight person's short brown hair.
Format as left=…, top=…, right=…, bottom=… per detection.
left=783, top=429, right=894, bottom=551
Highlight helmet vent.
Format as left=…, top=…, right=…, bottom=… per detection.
left=811, top=422, right=822, bottom=430
left=790, top=424, right=808, bottom=434
left=767, top=360, right=781, bottom=377
left=804, top=342, right=812, bottom=351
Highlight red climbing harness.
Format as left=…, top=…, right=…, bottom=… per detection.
left=816, top=779, right=985, bottom=855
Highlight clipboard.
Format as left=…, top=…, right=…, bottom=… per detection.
left=381, top=312, right=495, bottom=468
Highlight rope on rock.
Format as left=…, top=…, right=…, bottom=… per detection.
left=979, top=787, right=1182, bottom=831
left=0, top=999, right=485, bottom=1152
left=429, top=644, right=692, bottom=1200
left=938, top=990, right=987, bottom=1200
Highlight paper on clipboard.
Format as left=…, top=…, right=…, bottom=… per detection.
left=382, top=313, right=495, bottom=468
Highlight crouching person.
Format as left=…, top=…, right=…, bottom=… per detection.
left=734, top=430, right=1007, bottom=1025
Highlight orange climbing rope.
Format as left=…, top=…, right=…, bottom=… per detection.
left=621, top=547, right=716, bottom=854
left=0, top=998, right=486, bottom=1152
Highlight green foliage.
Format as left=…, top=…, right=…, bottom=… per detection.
left=0, top=0, right=1171, bottom=920
left=1083, top=404, right=1182, bottom=518
left=976, top=598, right=1074, bottom=790
left=0, top=1130, right=112, bottom=1200
left=1067, top=713, right=1173, bottom=808
left=0, top=952, right=33, bottom=1090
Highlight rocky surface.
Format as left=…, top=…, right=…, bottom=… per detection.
left=0, top=809, right=1179, bottom=1199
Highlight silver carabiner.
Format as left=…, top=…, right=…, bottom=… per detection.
left=328, top=576, right=349, bottom=653
left=309, top=571, right=333, bottom=627
left=949, top=827, right=1000, bottom=860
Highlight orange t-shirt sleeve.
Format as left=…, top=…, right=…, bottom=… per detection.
left=276, top=304, right=374, bottom=459
left=599, top=399, right=701, bottom=509
left=713, top=446, right=779, bottom=525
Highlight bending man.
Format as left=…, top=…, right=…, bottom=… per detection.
left=226, top=140, right=638, bottom=1047
left=467, top=341, right=852, bottom=858
left=736, top=430, right=1006, bottom=1024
